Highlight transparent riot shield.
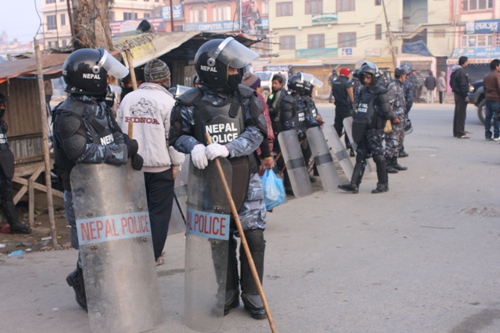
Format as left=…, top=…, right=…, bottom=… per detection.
left=322, top=124, right=354, bottom=179
left=306, top=126, right=340, bottom=191
left=343, top=116, right=374, bottom=173
left=278, top=129, right=313, bottom=197
left=70, top=163, right=163, bottom=333
left=169, top=155, right=190, bottom=235
left=184, top=158, right=232, bottom=333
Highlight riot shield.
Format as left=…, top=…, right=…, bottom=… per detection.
left=277, top=129, right=313, bottom=197
left=306, top=127, right=340, bottom=191
left=184, top=158, right=232, bottom=333
left=343, top=116, right=374, bottom=174
left=169, top=155, right=190, bottom=235
left=322, top=124, right=354, bottom=178
left=70, top=163, right=163, bottom=333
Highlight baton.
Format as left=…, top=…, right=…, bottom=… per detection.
left=205, top=134, right=277, bottom=333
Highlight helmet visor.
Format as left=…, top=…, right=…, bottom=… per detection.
left=97, top=48, right=129, bottom=79
left=214, top=37, right=259, bottom=69
left=175, top=85, right=191, bottom=97
left=301, top=73, right=324, bottom=88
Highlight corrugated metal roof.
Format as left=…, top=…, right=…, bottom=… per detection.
left=0, top=53, right=69, bottom=84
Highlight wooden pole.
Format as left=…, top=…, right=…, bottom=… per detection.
left=382, top=0, right=397, bottom=70
left=124, top=47, right=138, bottom=90
left=34, top=39, right=58, bottom=248
left=169, top=0, right=175, bottom=32
left=205, top=133, right=277, bottom=333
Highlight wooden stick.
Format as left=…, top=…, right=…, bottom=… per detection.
left=124, top=47, right=138, bottom=91
left=128, top=121, right=133, bottom=139
left=205, top=134, right=277, bottom=333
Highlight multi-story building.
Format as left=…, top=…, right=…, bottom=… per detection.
left=267, top=0, right=498, bottom=95
left=39, top=0, right=169, bottom=50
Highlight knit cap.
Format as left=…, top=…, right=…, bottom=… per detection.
left=144, top=59, right=171, bottom=83
left=241, top=72, right=261, bottom=90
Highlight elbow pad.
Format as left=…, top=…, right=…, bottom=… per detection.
left=58, top=114, right=87, bottom=161
left=377, top=93, right=392, bottom=115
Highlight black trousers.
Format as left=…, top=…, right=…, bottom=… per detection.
left=144, top=169, right=175, bottom=260
left=0, top=164, right=19, bottom=226
left=453, top=93, right=467, bottom=137
left=439, top=91, right=444, bottom=104
left=334, top=106, right=352, bottom=149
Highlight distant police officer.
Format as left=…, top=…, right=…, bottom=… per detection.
left=338, top=64, right=397, bottom=194
left=399, top=64, right=414, bottom=157
left=169, top=37, right=269, bottom=319
left=53, top=48, right=143, bottom=311
left=385, top=67, right=407, bottom=173
left=0, top=93, right=32, bottom=234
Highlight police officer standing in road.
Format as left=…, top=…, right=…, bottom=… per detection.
left=399, top=64, right=414, bottom=157
left=0, top=93, right=32, bottom=234
left=338, top=64, right=397, bottom=194
left=385, top=67, right=408, bottom=174
left=169, top=37, right=269, bottom=319
left=331, top=67, right=355, bottom=156
left=52, top=48, right=143, bottom=311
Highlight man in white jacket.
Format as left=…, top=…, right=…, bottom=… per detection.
left=118, top=59, right=185, bottom=265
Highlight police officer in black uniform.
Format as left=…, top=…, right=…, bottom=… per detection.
left=169, top=37, right=269, bottom=320
left=52, top=48, right=143, bottom=311
left=0, top=94, right=32, bottom=234
left=338, top=64, right=397, bottom=194
left=331, top=68, right=355, bottom=156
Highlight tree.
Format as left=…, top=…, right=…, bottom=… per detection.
left=71, top=0, right=114, bottom=50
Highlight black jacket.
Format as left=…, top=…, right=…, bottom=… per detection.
left=450, top=65, right=469, bottom=99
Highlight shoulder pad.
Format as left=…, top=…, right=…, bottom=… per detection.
left=177, top=87, right=204, bottom=106
left=282, top=94, right=295, bottom=104
left=372, top=86, right=387, bottom=94
left=238, top=84, right=255, bottom=99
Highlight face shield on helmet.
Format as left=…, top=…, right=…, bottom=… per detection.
left=359, top=65, right=377, bottom=86
left=301, top=73, right=324, bottom=89
left=288, top=74, right=306, bottom=94
left=214, top=37, right=259, bottom=69
left=97, top=48, right=129, bottom=79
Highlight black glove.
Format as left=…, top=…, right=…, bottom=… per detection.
left=131, top=154, right=144, bottom=171
left=126, top=139, right=139, bottom=157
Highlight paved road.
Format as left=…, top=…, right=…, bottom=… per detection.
left=1, top=102, right=499, bottom=333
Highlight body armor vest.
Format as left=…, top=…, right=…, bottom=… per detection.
left=0, top=121, right=8, bottom=151
left=294, top=96, right=308, bottom=130
left=356, top=90, right=378, bottom=129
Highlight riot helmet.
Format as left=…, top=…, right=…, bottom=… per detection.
left=194, top=37, right=259, bottom=90
left=301, top=73, right=324, bottom=95
left=394, top=67, right=406, bottom=79
left=288, top=73, right=306, bottom=95
left=63, top=48, right=129, bottom=96
left=352, top=68, right=361, bottom=80
left=400, top=63, right=412, bottom=75
left=359, top=64, right=378, bottom=86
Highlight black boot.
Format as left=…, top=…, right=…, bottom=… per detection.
left=240, top=229, right=267, bottom=320
left=392, top=156, right=407, bottom=171
left=66, top=266, right=87, bottom=312
left=386, top=156, right=399, bottom=174
left=399, top=146, right=409, bottom=158
left=372, top=155, right=389, bottom=194
left=223, top=235, right=240, bottom=315
left=3, top=200, right=32, bottom=234
left=338, top=161, right=365, bottom=194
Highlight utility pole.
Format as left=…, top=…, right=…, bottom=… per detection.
left=381, top=0, right=397, bottom=70
left=169, top=0, right=174, bottom=32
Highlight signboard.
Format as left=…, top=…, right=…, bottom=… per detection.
left=295, top=48, right=338, bottom=59
left=341, top=48, right=352, bottom=56
left=184, top=21, right=240, bottom=32
left=312, top=13, right=338, bottom=25
left=186, top=208, right=230, bottom=240
left=110, top=18, right=165, bottom=35
left=161, top=4, right=184, bottom=21
left=451, top=47, right=500, bottom=59
left=473, top=19, right=500, bottom=34
left=365, top=48, right=381, bottom=57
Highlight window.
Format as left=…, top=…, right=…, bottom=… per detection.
left=305, top=0, right=322, bottom=15
left=123, top=12, right=138, bottom=20
left=308, top=34, right=325, bottom=48
left=375, top=24, right=382, bottom=40
left=109, top=11, right=115, bottom=22
left=375, top=0, right=381, bottom=5
left=144, top=13, right=150, bottom=18
left=47, top=15, right=57, bottom=30
left=190, top=6, right=207, bottom=22
left=338, top=32, right=356, bottom=47
left=48, top=41, right=52, bottom=48
left=213, top=5, right=231, bottom=21
left=276, top=2, right=293, bottom=17
left=46, top=0, right=55, bottom=3
left=462, top=34, right=493, bottom=47
left=461, top=0, right=493, bottom=11
left=337, top=0, right=355, bottom=12
left=279, top=36, right=295, bottom=50
left=62, top=40, right=67, bottom=47
left=433, top=29, right=445, bottom=38
left=60, top=14, right=66, bottom=26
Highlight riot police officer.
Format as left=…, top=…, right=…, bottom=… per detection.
left=338, top=64, right=397, bottom=194
left=52, top=48, right=143, bottom=311
left=385, top=67, right=408, bottom=173
left=399, top=63, right=415, bottom=157
left=0, top=94, right=32, bottom=234
left=169, top=37, right=269, bottom=320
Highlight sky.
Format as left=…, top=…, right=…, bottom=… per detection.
left=0, top=0, right=44, bottom=44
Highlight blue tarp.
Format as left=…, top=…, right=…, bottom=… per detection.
left=402, top=40, right=433, bottom=57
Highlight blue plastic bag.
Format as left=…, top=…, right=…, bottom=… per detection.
left=261, top=169, right=286, bottom=210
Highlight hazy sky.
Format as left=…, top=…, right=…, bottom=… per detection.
left=0, top=0, right=43, bottom=43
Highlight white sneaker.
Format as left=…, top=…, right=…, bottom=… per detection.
left=493, top=138, right=500, bottom=141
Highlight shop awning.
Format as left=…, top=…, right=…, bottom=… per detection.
left=447, top=47, right=500, bottom=65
